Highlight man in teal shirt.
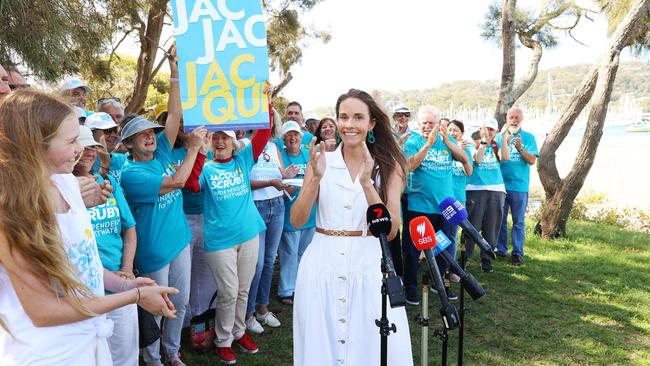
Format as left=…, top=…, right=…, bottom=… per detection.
left=496, top=107, right=539, bottom=266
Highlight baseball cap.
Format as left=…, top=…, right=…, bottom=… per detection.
left=78, top=125, right=102, bottom=148
left=215, top=130, right=237, bottom=138
left=61, top=78, right=92, bottom=93
left=120, top=116, right=164, bottom=141
left=281, top=121, right=303, bottom=136
left=73, top=106, right=87, bottom=120
left=85, top=112, right=118, bottom=130
left=483, top=118, right=499, bottom=130
left=393, top=105, right=410, bottom=114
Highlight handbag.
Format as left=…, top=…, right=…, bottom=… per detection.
left=189, top=290, right=218, bottom=352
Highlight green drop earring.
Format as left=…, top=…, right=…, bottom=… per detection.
left=366, top=130, right=375, bottom=144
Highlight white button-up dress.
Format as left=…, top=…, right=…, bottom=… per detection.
left=293, top=145, right=413, bottom=366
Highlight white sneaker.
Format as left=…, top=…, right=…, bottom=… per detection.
left=245, top=315, right=264, bottom=334
left=256, top=311, right=281, bottom=328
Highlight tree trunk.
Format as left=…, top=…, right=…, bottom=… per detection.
left=124, top=0, right=167, bottom=115
left=536, top=0, right=650, bottom=238
left=494, top=0, right=516, bottom=127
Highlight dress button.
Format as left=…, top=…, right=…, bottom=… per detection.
left=339, top=339, right=346, bottom=344
left=344, top=204, right=352, bottom=209
left=340, top=252, right=346, bottom=256
left=338, top=276, right=347, bottom=281
left=339, top=318, right=346, bottom=323
left=339, top=298, right=346, bottom=303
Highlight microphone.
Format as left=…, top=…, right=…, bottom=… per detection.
left=434, top=231, right=486, bottom=301
left=439, top=197, right=497, bottom=259
left=409, top=216, right=460, bottom=330
left=366, top=203, right=406, bottom=308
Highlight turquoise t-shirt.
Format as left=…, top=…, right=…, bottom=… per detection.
left=404, top=132, right=456, bottom=214
left=199, top=143, right=266, bottom=252
left=279, top=147, right=317, bottom=232
left=496, top=130, right=539, bottom=192
left=274, top=129, right=315, bottom=150
left=171, top=147, right=214, bottom=215
left=451, top=146, right=473, bottom=203
left=467, top=140, right=505, bottom=191
left=87, top=175, right=135, bottom=272
left=92, top=152, right=127, bottom=182
left=120, top=133, right=191, bottom=274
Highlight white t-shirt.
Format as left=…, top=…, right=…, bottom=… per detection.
left=0, top=174, right=112, bottom=366
left=250, top=141, right=284, bottom=201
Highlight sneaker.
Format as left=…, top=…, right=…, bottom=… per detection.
left=511, top=254, right=524, bottom=266
left=450, top=273, right=461, bottom=283
left=245, top=315, right=264, bottom=334
left=235, top=332, right=259, bottom=354
left=480, top=260, right=494, bottom=273
left=447, top=291, right=459, bottom=301
left=405, top=297, right=420, bottom=306
left=216, top=347, right=237, bottom=364
left=165, top=353, right=187, bottom=366
left=256, top=311, right=281, bottom=328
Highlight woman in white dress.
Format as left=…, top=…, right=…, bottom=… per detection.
left=291, top=89, right=413, bottom=366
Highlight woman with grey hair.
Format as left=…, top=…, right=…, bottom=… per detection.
left=119, top=51, right=206, bottom=366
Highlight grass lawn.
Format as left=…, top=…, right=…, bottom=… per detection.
left=179, top=220, right=650, bottom=365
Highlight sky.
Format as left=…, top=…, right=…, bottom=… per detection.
left=276, top=0, right=641, bottom=112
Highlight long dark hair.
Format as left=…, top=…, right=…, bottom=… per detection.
left=335, top=89, right=408, bottom=202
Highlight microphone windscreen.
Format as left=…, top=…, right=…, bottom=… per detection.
left=409, top=216, right=437, bottom=251
left=433, top=231, right=452, bottom=256
left=366, top=203, right=392, bottom=237
left=439, top=197, right=468, bottom=225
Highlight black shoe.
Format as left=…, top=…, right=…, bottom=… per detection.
left=405, top=288, right=420, bottom=305
left=447, top=291, right=459, bottom=301
left=511, top=254, right=524, bottom=266
left=480, top=260, right=494, bottom=273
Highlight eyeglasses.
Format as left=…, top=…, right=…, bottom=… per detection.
left=9, top=84, right=30, bottom=90
left=97, top=97, right=122, bottom=104
left=103, top=127, right=118, bottom=134
left=395, top=113, right=410, bottom=118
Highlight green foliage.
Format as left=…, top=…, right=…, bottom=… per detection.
left=0, top=0, right=112, bottom=81
left=598, top=0, right=650, bottom=55
left=377, top=61, right=650, bottom=113
left=80, top=54, right=168, bottom=112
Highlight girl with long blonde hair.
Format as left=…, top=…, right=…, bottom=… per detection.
left=0, top=89, right=177, bottom=366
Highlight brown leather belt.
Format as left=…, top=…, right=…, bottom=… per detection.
left=316, top=227, right=366, bottom=237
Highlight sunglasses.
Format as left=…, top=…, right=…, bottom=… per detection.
left=103, top=127, right=118, bottom=134
left=395, top=113, right=410, bottom=118
left=97, top=97, right=122, bottom=104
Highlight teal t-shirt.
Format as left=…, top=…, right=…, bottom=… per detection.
left=120, top=133, right=191, bottom=274
left=404, top=132, right=456, bottom=214
left=467, top=140, right=505, bottom=191
left=451, top=146, right=473, bottom=203
left=171, top=147, right=214, bottom=215
left=92, top=152, right=127, bottom=182
left=496, top=130, right=539, bottom=192
left=88, top=175, right=135, bottom=272
left=199, top=143, right=266, bottom=252
left=274, top=129, right=315, bottom=150
left=279, top=147, right=317, bottom=232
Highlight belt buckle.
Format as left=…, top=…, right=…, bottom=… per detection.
left=331, top=230, right=349, bottom=237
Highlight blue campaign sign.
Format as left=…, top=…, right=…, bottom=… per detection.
left=170, top=0, right=270, bottom=132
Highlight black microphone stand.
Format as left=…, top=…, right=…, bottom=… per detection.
left=375, top=259, right=396, bottom=366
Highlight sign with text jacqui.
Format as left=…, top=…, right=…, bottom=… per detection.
left=170, top=0, right=270, bottom=131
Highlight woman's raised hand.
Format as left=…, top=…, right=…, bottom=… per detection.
left=308, top=137, right=326, bottom=178
left=359, top=141, right=375, bottom=186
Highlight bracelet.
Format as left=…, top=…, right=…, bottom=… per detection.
left=134, top=287, right=141, bottom=304
left=169, top=77, right=180, bottom=83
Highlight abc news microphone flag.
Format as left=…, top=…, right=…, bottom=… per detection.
left=170, top=0, right=270, bottom=132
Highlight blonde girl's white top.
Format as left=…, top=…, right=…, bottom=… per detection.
left=293, top=144, right=413, bottom=366
left=0, top=173, right=113, bottom=366
left=250, top=141, right=284, bottom=201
